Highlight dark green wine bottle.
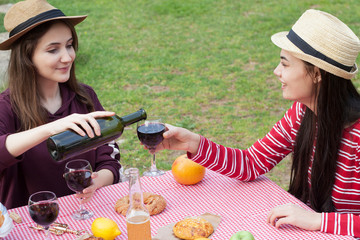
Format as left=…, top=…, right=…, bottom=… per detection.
left=47, top=109, right=147, bottom=161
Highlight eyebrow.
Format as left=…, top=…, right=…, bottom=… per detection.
left=47, top=37, right=73, bottom=47
left=280, top=56, right=289, bottom=61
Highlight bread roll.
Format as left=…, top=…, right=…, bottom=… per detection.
left=115, top=192, right=166, bottom=216
left=173, top=217, right=214, bottom=240
left=0, top=211, right=4, bottom=228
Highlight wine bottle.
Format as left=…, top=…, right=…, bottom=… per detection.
left=47, top=109, right=147, bottom=161
left=126, top=168, right=151, bottom=240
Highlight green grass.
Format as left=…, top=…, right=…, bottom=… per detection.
left=2, top=0, right=360, bottom=189
left=0, top=1, right=16, bottom=32
left=0, top=13, right=4, bottom=32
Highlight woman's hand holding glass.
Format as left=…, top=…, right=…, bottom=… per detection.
left=75, top=171, right=99, bottom=204
left=154, top=124, right=201, bottom=156
left=64, top=159, right=94, bottom=220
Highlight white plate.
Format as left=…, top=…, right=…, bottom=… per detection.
left=0, top=202, right=14, bottom=237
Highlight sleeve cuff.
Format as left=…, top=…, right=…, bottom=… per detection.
left=320, top=212, right=327, bottom=232
left=187, top=135, right=205, bottom=161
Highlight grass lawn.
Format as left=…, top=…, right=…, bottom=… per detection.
left=2, top=0, right=360, bottom=189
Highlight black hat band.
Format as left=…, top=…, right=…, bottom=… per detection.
left=10, top=9, right=65, bottom=37
left=287, top=29, right=353, bottom=72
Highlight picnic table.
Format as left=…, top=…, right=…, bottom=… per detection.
left=3, top=170, right=354, bottom=239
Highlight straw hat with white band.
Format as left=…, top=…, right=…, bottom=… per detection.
left=271, top=9, right=360, bottom=80
left=0, top=0, right=87, bottom=50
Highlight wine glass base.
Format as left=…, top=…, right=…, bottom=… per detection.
left=143, top=169, right=165, bottom=177
left=71, top=209, right=94, bottom=220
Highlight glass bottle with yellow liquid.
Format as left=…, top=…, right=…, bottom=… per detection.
left=126, top=168, right=151, bottom=240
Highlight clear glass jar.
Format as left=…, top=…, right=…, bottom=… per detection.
left=125, top=168, right=151, bottom=240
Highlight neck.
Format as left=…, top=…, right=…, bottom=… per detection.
left=39, top=82, right=62, bottom=114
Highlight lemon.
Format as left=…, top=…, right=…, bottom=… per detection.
left=91, top=217, right=122, bottom=240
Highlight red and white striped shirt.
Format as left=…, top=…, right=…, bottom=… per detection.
left=190, top=101, right=360, bottom=238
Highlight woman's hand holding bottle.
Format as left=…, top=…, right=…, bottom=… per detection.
left=48, top=111, right=115, bottom=138
left=5, top=111, right=115, bottom=158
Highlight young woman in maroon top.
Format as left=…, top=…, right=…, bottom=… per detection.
left=0, top=0, right=120, bottom=209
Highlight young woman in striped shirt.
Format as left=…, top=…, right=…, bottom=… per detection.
left=156, top=9, right=360, bottom=238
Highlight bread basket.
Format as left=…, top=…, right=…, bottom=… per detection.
left=0, top=202, right=14, bottom=237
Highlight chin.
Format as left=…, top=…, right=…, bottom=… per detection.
left=282, top=93, right=295, bottom=101
left=56, top=76, right=71, bottom=83
left=282, top=95, right=291, bottom=100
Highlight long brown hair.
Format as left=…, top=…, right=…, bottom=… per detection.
left=8, top=20, right=94, bottom=131
left=289, top=62, right=360, bottom=212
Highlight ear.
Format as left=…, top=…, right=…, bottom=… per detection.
left=313, top=67, right=321, bottom=83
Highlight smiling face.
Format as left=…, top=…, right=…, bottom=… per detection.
left=32, top=22, right=75, bottom=86
left=273, top=49, right=320, bottom=111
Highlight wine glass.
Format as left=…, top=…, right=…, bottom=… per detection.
left=137, top=118, right=166, bottom=177
left=64, top=159, right=93, bottom=220
left=28, top=191, right=59, bottom=240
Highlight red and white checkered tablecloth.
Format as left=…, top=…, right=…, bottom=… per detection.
left=3, top=170, right=354, bottom=240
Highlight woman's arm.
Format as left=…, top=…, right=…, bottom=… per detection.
left=154, top=103, right=301, bottom=181
left=321, top=210, right=360, bottom=237
left=267, top=204, right=360, bottom=238
left=5, top=111, right=115, bottom=157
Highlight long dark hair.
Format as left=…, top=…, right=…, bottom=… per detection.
left=289, top=63, right=360, bottom=212
left=8, top=19, right=94, bottom=131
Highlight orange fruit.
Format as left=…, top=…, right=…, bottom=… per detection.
left=171, top=154, right=206, bottom=185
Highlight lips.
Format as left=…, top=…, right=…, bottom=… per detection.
left=57, top=66, right=70, bottom=72
left=280, top=81, right=286, bottom=89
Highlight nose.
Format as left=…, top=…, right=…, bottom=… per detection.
left=273, top=63, right=281, bottom=77
left=61, top=48, right=74, bottom=63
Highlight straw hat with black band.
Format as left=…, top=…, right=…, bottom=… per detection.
left=0, top=0, right=87, bottom=50
left=271, top=9, right=360, bottom=80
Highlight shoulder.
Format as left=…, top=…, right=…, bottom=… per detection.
left=282, top=102, right=305, bottom=126
left=342, top=120, right=360, bottom=154
left=346, top=120, right=360, bottom=137
left=79, top=83, right=96, bottom=95
left=0, top=88, right=10, bottom=102
left=289, top=101, right=306, bottom=116
left=77, top=83, right=104, bottom=110
left=78, top=83, right=100, bottom=101
left=0, top=89, right=17, bottom=123
left=0, top=89, right=12, bottom=110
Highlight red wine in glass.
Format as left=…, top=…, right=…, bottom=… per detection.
left=137, top=123, right=165, bottom=148
left=29, top=202, right=59, bottom=226
left=64, top=159, right=94, bottom=220
left=137, top=118, right=166, bottom=177
left=64, top=169, right=92, bottom=193
left=28, top=191, right=59, bottom=240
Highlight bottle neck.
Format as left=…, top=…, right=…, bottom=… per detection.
left=128, top=168, right=144, bottom=209
left=121, top=109, right=147, bottom=127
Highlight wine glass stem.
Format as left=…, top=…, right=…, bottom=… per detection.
left=150, top=154, right=157, bottom=172
left=44, top=226, right=50, bottom=240
left=78, top=195, right=84, bottom=213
